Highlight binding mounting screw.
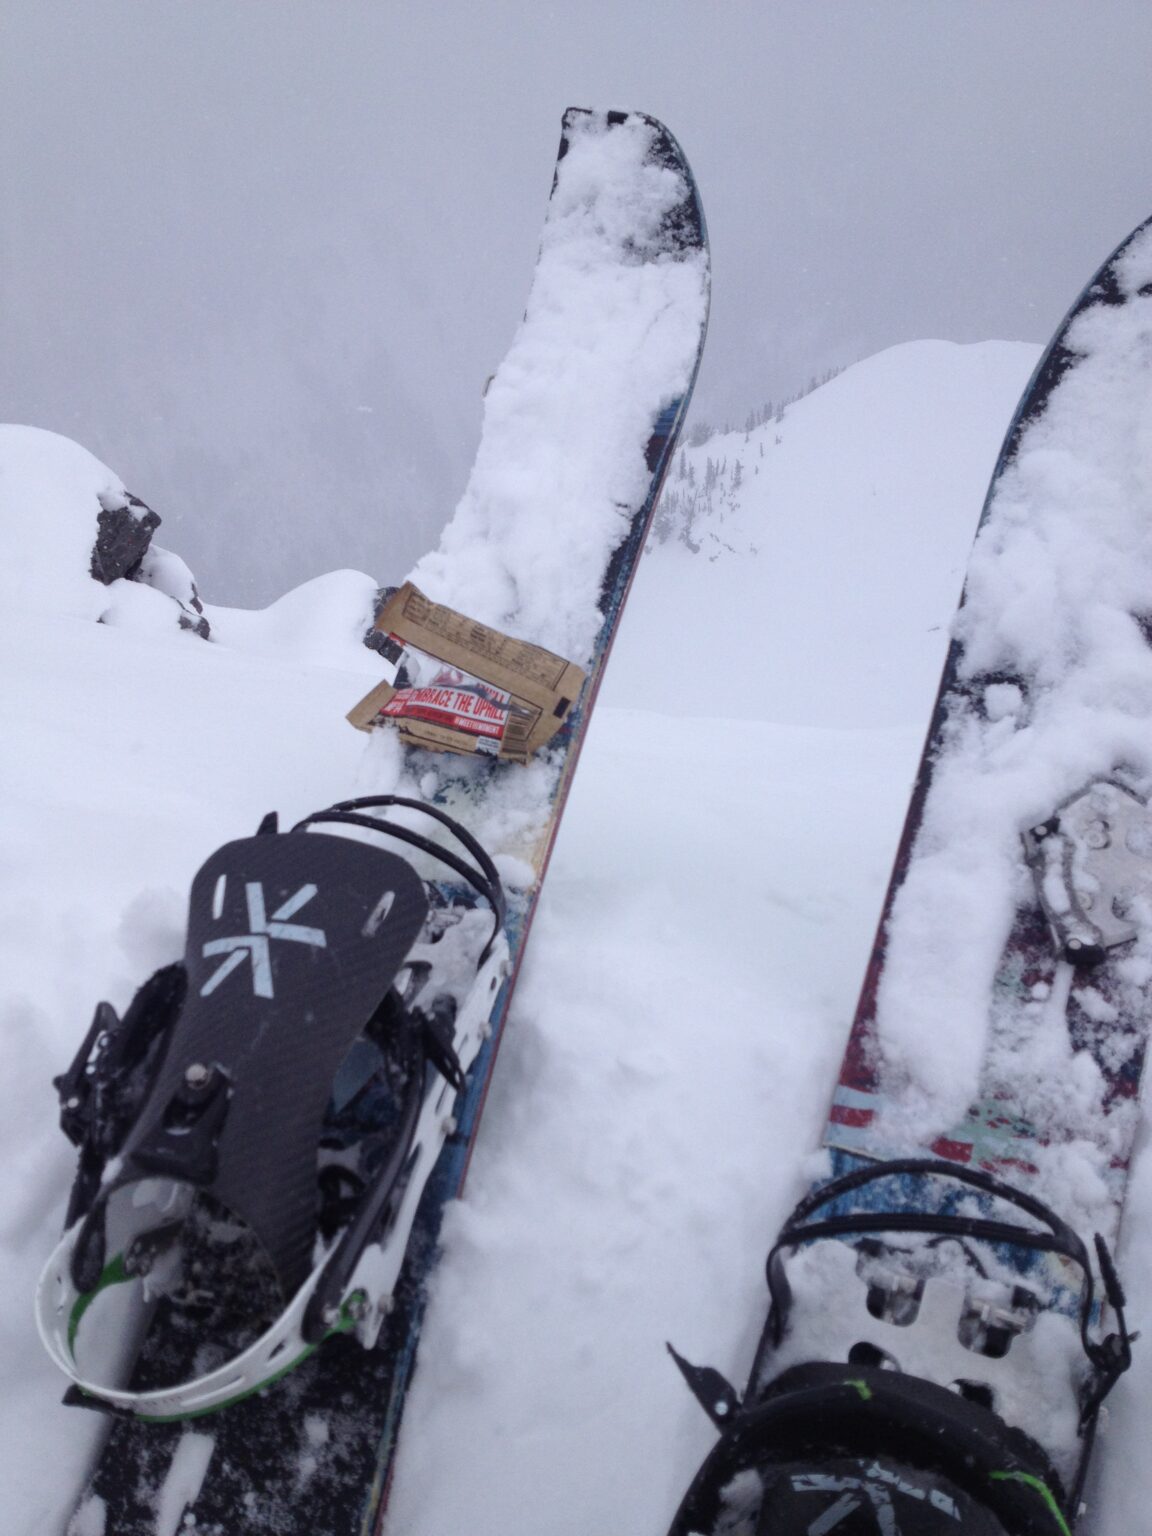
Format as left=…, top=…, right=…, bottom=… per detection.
left=1085, top=819, right=1111, bottom=850
left=184, top=1062, right=212, bottom=1091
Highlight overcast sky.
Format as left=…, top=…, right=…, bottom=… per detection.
left=4, top=1, right=1152, bottom=604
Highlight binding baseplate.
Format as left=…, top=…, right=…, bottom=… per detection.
left=36, top=796, right=509, bottom=1420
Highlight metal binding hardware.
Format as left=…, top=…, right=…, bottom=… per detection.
left=1022, top=779, right=1152, bottom=966
left=855, top=1241, right=926, bottom=1327
left=956, top=1282, right=1041, bottom=1358
left=760, top=1158, right=1133, bottom=1425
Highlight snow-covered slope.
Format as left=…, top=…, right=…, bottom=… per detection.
left=4, top=338, right=1148, bottom=1536
left=602, top=339, right=1039, bottom=727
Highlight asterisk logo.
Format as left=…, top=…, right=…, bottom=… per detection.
left=200, top=882, right=327, bottom=999
left=791, top=1466, right=960, bottom=1533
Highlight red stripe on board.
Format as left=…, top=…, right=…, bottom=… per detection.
left=930, top=1136, right=973, bottom=1164
left=829, top=1105, right=874, bottom=1128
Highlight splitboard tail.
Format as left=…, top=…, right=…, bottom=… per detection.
left=664, top=217, right=1152, bottom=1534
left=48, top=107, right=709, bottom=1535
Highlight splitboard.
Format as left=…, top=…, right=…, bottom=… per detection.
left=666, top=219, right=1152, bottom=1534
left=48, top=107, right=709, bottom=1536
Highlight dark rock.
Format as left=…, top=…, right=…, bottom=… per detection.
left=90, top=489, right=162, bottom=585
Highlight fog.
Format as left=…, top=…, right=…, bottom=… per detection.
left=4, top=0, right=1152, bottom=603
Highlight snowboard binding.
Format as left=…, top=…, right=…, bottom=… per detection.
left=666, top=1361, right=1079, bottom=1536
left=36, top=796, right=509, bottom=1420
left=667, top=1158, right=1133, bottom=1534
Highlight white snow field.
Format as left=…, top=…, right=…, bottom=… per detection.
left=3, top=338, right=1149, bottom=1535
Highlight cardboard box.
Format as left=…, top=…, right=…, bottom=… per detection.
left=347, top=583, right=586, bottom=763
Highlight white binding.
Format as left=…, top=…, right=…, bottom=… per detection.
left=35, top=933, right=509, bottom=1419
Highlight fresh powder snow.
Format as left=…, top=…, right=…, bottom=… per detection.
left=3, top=337, right=1150, bottom=1535
left=410, top=112, right=709, bottom=669
left=872, top=224, right=1152, bottom=1243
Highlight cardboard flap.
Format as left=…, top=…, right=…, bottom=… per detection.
left=348, top=584, right=586, bottom=763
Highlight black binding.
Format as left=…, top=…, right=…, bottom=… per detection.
left=55, top=796, right=507, bottom=1336
left=761, top=1158, right=1133, bottom=1423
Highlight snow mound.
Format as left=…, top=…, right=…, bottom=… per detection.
left=205, top=569, right=385, bottom=675
left=0, top=424, right=207, bottom=635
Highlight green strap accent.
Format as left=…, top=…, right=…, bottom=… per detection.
left=69, top=1263, right=365, bottom=1422
left=67, top=1252, right=133, bottom=1355
left=134, top=1294, right=364, bottom=1422
left=133, top=1291, right=364, bottom=1424
left=845, top=1378, right=873, bottom=1402
left=988, top=1471, right=1072, bottom=1536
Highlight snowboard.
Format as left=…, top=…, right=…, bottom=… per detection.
left=52, top=107, right=709, bottom=1536
left=666, top=220, right=1152, bottom=1534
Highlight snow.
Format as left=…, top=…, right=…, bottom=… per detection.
left=0, top=424, right=202, bottom=638
left=205, top=569, right=384, bottom=675
left=601, top=339, right=1036, bottom=730
left=2, top=334, right=1150, bottom=1534
left=872, top=223, right=1152, bottom=1210
left=410, top=112, right=709, bottom=667
left=0, top=424, right=143, bottom=623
